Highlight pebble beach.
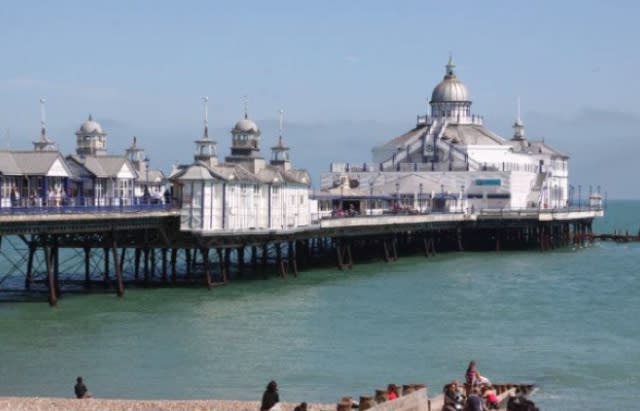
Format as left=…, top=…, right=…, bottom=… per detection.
left=0, top=398, right=334, bottom=411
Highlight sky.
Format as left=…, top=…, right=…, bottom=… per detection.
left=0, top=0, right=639, bottom=197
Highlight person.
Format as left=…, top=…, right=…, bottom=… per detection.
left=465, top=361, right=478, bottom=389
left=443, top=380, right=465, bottom=411
left=10, top=186, right=19, bottom=207
left=293, top=402, right=307, bottom=411
left=481, top=385, right=498, bottom=410
left=260, top=380, right=280, bottom=411
left=463, top=387, right=485, bottom=411
left=387, top=384, right=398, bottom=400
left=74, top=376, right=91, bottom=399
left=475, top=371, right=491, bottom=387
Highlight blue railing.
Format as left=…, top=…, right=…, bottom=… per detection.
left=0, top=198, right=175, bottom=215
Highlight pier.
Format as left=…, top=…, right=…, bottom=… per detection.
left=0, top=205, right=602, bottom=305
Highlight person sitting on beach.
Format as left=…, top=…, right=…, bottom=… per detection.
left=442, top=380, right=465, bottom=411
left=74, top=376, right=91, bottom=399
left=293, top=402, right=308, bottom=411
left=387, top=384, right=398, bottom=400
left=260, top=380, right=280, bottom=411
left=463, top=387, right=486, bottom=411
left=481, top=385, right=498, bottom=410
left=475, top=371, right=491, bottom=387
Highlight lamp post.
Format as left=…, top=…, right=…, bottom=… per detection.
left=419, top=183, right=423, bottom=213
left=569, top=185, right=574, bottom=208
left=395, top=182, right=400, bottom=210
left=461, top=184, right=465, bottom=213
left=144, top=156, right=150, bottom=205
left=578, top=185, right=582, bottom=209
left=369, top=181, right=374, bottom=216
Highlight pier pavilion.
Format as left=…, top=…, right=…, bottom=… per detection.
left=320, top=56, right=571, bottom=214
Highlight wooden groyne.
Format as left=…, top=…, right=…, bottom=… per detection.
left=589, top=231, right=640, bottom=242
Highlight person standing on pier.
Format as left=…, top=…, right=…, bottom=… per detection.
left=260, top=380, right=280, bottom=411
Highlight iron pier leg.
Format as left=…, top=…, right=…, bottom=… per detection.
left=103, top=247, right=110, bottom=288
left=134, top=248, right=141, bottom=281
left=224, top=248, right=231, bottom=282
left=25, top=243, right=35, bottom=291
left=84, top=246, right=91, bottom=288
left=45, top=246, right=57, bottom=306
left=53, top=240, right=60, bottom=298
left=112, top=238, right=124, bottom=297
left=238, top=247, right=245, bottom=277
left=170, top=248, right=178, bottom=285
left=261, top=244, right=268, bottom=279
left=202, top=248, right=212, bottom=289
left=185, top=249, right=192, bottom=279
left=392, top=238, right=398, bottom=261
left=144, top=248, right=151, bottom=284
left=289, top=241, right=298, bottom=277
left=161, top=248, right=168, bottom=283
left=251, top=246, right=258, bottom=272
left=150, top=248, right=156, bottom=278
left=276, top=243, right=286, bottom=277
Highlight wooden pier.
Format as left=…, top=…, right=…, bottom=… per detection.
left=0, top=207, right=603, bottom=305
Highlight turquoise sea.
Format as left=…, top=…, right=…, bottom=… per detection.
left=0, top=200, right=638, bottom=410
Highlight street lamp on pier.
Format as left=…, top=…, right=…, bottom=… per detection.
left=369, top=181, right=374, bottom=216
left=144, top=156, right=150, bottom=204
left=578, top=185, right=582, bottom=209
left=419, top=183, right=423, bottom=212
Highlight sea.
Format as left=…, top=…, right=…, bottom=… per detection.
left=0, top=200, right=638, bottom=410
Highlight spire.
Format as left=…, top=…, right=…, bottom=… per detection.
left=512, top=97, right=525, bottom=140
left=278, top=109, right=284, bottom=143
left=33, top=97, right=56, bottom=151
left=445, top=52, right=456, bottom=77
left=39, top=98, right=47, bottom=139
left=88, top=113, right=93, bottom=121
left=271, top=108, right=290, bottom=169
left=243, top=95, right=248, bottom=119
left=202, top=96, right=209, bottom=138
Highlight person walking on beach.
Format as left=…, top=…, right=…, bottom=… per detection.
left=260, top=380, right=280, bottom=411
left=74, top=376, right=91, bottom=399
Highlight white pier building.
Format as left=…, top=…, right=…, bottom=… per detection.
left=320, top=57, right=576, bottom=215
left=172, top=100, right=312, bottom=233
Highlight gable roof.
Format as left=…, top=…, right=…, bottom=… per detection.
left=67, top=154, right=135, bottom=178
left=0, top=150, right=71, bottom=176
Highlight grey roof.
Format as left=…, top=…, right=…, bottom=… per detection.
left=67, top=154, right=134, bottom=178
left=528, top=141, right=568, bottom=159
left=176, top=164, right=217, bottom=181
left=378, top=126, right=426, bottom=149
left=0, top=151, right=22, bottom=175
left=442, top=124, right=506, bottom=145
left=0, top=150, right=71, bottom=176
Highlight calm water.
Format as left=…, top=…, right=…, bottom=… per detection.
left=1, top=201, right=639, bottom=410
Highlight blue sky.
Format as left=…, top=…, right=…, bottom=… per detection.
left=1, top=1, right=639, bottom=197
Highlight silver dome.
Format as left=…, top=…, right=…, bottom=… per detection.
left=77, top=115, right=104, bottom=135
left=233, top=117, right=260, bottom=134
left=430, top=56, right=470, bottom=103
left=431, top=77, right=470, bottom=102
